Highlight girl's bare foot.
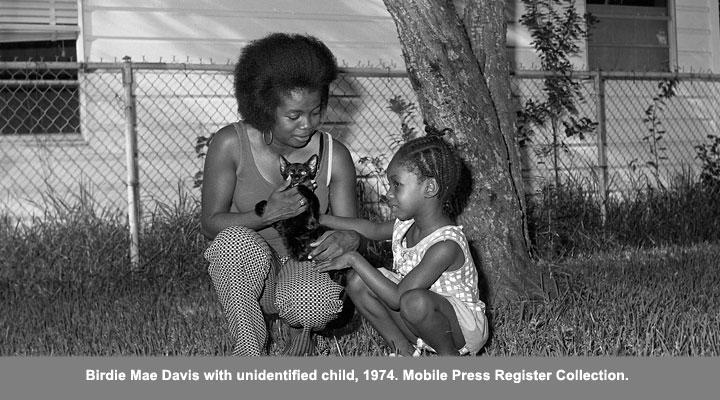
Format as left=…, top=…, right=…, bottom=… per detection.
left=388, top=340, right=416, bottom=357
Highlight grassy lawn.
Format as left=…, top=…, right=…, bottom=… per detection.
left=487, top=244, right=720, bottom=356
left=2, top=201, right=718, bottom=356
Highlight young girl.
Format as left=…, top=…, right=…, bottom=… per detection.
left=314, top=135, right=488, bottom=356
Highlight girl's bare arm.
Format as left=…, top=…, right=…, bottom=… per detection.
left=320, top=215, right=393, bottom=241
left=315, top=241, right=461, bottom=310
left=307, top=138, right=361, bottom=261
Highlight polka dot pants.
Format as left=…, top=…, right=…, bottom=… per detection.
left=204, top=226, right=342, bottom=356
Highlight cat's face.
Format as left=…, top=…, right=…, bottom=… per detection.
left=280, top=154, right=318, bottom=187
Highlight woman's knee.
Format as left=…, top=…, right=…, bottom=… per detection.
left=205, top=226, right=273, bottom=279
left=207, top=226, right=269, bottom=260
left=213, top=225, right=265, bottom=251
left=275, top=264, right=345, bottom=329
left=399, top=289, right=434, bottom=324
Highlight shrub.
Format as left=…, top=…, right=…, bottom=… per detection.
left=696, top=134, right=720, bottom=189
left=527, top=172, right=720, bottom=258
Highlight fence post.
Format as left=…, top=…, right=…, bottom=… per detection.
left=121, top=56, right=141, bottom=267
left=594, top=70, right=608, bottom=226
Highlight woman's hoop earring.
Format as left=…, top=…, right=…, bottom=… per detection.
left=263, top=129, right=273, bottom=145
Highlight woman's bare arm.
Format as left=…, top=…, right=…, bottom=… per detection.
left=308, top=137, right=361, bottom=260
left=200, top=125, right=304, bottom=239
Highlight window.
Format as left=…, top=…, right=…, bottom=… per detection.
left=0, top=39, right=76, bottom=62
left=1, top=0, right=80, bottom=135
left=1, top=41, right=79, bottom=135
left=587, top=1, right=670, bottom=71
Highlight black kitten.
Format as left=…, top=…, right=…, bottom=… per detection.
left=255, top=154, right=354, bottom=332
left=255, top=154, right=325, bottom=261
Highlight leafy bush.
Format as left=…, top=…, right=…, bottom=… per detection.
left=629, top=78, right=679, bottom=187
left=696, top=134, right=720, bottom=189
left=517, top=0, right=598, bottom=187
left=527, top=172, right=720, bottom=258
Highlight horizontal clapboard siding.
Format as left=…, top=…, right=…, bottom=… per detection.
left=0, top=0, right=79, bottom=42
left=79, top=0, right=403, bottom=66
left=0, top=0, right=78, bottom=26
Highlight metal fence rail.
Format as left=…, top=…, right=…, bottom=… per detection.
left=513, top=70, right=720, bottom=199
left=2, top=61, right=719, bottom=229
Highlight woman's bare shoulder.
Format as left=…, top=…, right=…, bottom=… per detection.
left=209, top=124, right=240, bottom=147
left=328, top=134, right=353, bottom=164
left=206, top=123, right=247, bottom=162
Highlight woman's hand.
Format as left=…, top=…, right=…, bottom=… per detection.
left=314, top=251, right=360, bottom=272
left=261, top=177, right=309, bottom=224
left=307, top=229, right=360, bottom=262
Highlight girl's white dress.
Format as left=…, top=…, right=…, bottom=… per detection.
left=382, top=218, right=489, bottom=355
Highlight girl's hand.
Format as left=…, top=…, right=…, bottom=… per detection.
left=308, top=229, right=360, bottom=262
left=261, top=177, right=308, bottom=224
left=314, top=251, right=360, bottom=272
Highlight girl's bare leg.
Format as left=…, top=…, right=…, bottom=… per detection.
left=345, top=271, right=415, bottom=356
left=399, top=289, right=465, bottom=356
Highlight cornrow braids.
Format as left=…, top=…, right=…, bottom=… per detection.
left=394, top=131, right=462, bottom=216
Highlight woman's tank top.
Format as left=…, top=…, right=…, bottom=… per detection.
left=229, top=122, right=332, bottom=257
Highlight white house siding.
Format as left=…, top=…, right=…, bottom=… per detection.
left=505, top=0, right=589, bottom=70
left=4, top=1, right=720, bottom=220
left=0, top=65, right=417, bottom=221
left=66, top=0, right=589, bottom=218
left=0, top=133, right=126, bottom=220
left=674, top=0, right=720, bottom=73
left=67, top=0, right=410, bottom=216
left=596, top=0, right=720, bottom=194
left=0, top=0, right=78, bottom=42
left=78, top=0, right=403, bottom=67
left=511, top=75, right=599, bottom=196
left=76, top=1, right=718, bottom=73
left=515, top=75, right=720, bottom=198
left=602, top=78, right=720, bottom=194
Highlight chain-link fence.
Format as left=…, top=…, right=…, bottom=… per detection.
left=514, top=70, right=720, bottom=203
left=0, top=60, right=420, bottom=223
left=2, top=61, right=719, bottom=226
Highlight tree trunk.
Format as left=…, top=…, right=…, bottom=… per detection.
left=382, top=0, right=542, bottom=305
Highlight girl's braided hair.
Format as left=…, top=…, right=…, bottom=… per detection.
left=393, top=126, right=461, bottom=216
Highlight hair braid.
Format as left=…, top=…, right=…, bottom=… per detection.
left=441, top=141, right=461, bottom=216
left=394, top=133, right=461, bottom=216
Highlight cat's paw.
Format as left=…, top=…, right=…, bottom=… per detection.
left=255, top=200, right=267, bottom=216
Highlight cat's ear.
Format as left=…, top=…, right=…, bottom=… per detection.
left=307, top=154, right=319, bottom=176
left=279, top=156, right=290, bottom=178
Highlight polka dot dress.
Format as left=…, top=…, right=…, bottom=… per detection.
left=204, top=226, right=344, bottom=356
left=391, top=219, right=486, bottom=314
left=275, top=258, right=344, bottom=331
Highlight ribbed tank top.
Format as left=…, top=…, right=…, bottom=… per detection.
left=229, top=122, right=331, bottom=257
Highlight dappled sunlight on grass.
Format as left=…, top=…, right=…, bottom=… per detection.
left=486, top=243, right=720, bottom=356
left=1, top=194, right=719, bottom=356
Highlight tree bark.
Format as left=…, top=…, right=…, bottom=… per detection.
left=383, top=0, right=541, bottom=305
